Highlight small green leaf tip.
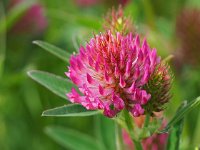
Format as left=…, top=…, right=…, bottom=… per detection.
left=33, top=40, right=70, bottom=62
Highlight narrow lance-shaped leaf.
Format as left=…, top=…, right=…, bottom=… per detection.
left=160, top=96, right=200, bottom=133
left=94, top=115, right=116, bottom=150
left=27, top=70, right=74, bottom=100
left=42, top=104, right=100, bottom=117
left=166, top=101, right=187, bottom=150
left=33, top=40, right=71, bottom=63
left=45, top=126, right=103, bottom=150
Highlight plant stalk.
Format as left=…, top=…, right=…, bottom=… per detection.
left=123, top=110, right=143, bottom=150
left=144, top=113, right=150, bottom=128
left=115, top=122, right=124, bottom=150
left=133, top=139, right=143, bottom=150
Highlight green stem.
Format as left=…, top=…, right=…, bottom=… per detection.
left=123, top=110, right=135, bottom=138
left=133, top=139, right=143, bottom=150
left=115, top=122, right=124, bottom=150
left=143, top=114, right=150, bottom=128
left=123, top=110, right=143, bottom=150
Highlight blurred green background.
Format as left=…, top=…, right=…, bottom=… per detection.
left=0, top=0, right=200, bottom=149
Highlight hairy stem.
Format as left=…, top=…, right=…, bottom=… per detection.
left=115, top=122, right=124, bottom=150
left=123, top=110, right=143, bottom=150
left=133, top=139, right=143, bottom=150
left=144, top=113, right=150, bottom=128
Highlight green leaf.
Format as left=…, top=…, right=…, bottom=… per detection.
left=42, top=104, right=100, bottom=117
left=166, top=101, right=186, bottom=150
left=27, top=70, right=74, bottom=100
left=33, top=40, right=71, bottom=63
left=45, top=126, right=102, bottom=150
left=167, top=122, right=184, bottom=150
left=94, top=115, right=116, bottom=150
left=138, top=118, right=162, bottom=140
left=160, top=96, right=200, bottom=133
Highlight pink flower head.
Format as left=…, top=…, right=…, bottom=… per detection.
left=66, top=31, right=161, bottom=118
left=103, top=6, right=135, bottom=35
left=176, top=8, right=200, bottom=66
left=8, top=0, right=47, bottom=35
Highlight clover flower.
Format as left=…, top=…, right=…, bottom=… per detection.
left=8, top=0, right=47, bottom=35
left=66, top=30, right=171, bottom=118
left=103, top=6, right=135, bottom=35
left=143, top=63, right=172, bottom=116
left=176, top=8, right=200, bottom=66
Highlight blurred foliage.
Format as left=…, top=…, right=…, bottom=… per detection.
left=1, top=0, right=200, bottom=149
